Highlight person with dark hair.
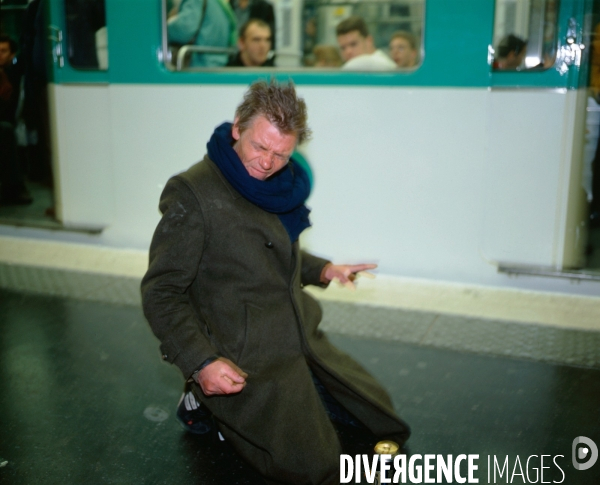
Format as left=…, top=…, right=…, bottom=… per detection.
left=226, top=18, right=274, bottom=67
left=0, top=35, right=17, bottom=60
left=0, top=34, right=32, bottom=205
left=389, top=30, right=418, bottom=68
left=494, top=34, right=527, bottom=70
left=231, top=0, right=275, bottom=49
left=141, top=79, right=410, bottom=484
left=336, top=16, right=395, bottom=71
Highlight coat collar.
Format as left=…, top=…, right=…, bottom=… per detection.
left=203, top=155, right=244, bottom=201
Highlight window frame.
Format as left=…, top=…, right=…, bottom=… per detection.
left=160, top=0, right=427, bottom=75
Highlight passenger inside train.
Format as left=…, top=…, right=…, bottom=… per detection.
left=230, top=0, right=275, bottom=50
left=226, top=18, right=274, bottom=67
left=167, top=0, right=237, bottom=68
left=163, top=0, right=423, bottom=71
left=312, top=44, right=343, bottom=68
left=336, top=16, right=396, bottom=71
left=388, top=30, right=419, bottom=69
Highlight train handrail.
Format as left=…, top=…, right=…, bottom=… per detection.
left=176, top=45, right=238, bottom=71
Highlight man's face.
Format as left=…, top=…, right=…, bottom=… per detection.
left=0, top=42, right=15, bottom=68
left=239, top=23, right=272, bottom=67
left=232, top=115, right=297, bottom=181
left=389, top=37, right=416, bottom=68
left=337, top=30, right=371, bottom=62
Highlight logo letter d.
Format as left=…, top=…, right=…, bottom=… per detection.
left=572, top=437, right=598, bottom=471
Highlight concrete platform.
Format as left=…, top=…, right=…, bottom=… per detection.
left=0, top=289, right=599, bottom=484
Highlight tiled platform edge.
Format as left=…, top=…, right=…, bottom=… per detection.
left=1, top=235, right=600, bottom=368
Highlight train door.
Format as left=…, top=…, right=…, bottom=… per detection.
left=481, top=0, right=598, bottom=276
left=44, top=0, right=113, bottom=231
left=0, top=0, right=53, bottom=227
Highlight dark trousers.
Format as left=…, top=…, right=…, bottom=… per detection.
left=311, top=370, right=363, bottom=428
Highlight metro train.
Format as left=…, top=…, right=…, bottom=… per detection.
left=1, top=0, right=599, bottom=298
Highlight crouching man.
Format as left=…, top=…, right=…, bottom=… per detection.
left=141, top=79, right=410, bottom=484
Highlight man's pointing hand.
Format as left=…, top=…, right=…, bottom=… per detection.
left=323, top=263, right=377, bottom=290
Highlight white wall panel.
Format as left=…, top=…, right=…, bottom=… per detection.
left=481, top=89, right=586, bottom=268
left=298, top=86, right=489, bottom=283
left=104, top=85, right=490, bottom=284
left=106, top=85, right=247, bottom=247
left=8, top=83, right=593, bottom=298
left=50, top=85, right=114, bottom=230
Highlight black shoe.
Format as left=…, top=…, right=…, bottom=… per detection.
left=176, top=389, right=213, bottom=435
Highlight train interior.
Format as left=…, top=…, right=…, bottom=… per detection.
left=1, top=0, right=600, bottom=483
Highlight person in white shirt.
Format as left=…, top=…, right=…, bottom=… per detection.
left=336, top=16, right=396, bottom=71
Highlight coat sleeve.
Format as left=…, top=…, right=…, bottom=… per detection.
left=141, top=176, right=217, bottom=379
left=300, top=250, right=331, bottom=288
left=167, top=0, right=203, bottom=45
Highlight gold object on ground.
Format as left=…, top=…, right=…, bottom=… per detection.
left=374, top=440, right=400, bottom=456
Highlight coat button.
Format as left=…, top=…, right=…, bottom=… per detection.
left=162, top=354, right=168, bottom=360
left=265, top=241, right=274, bottom=249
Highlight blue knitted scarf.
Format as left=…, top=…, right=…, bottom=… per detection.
left=206, top=122, right=311, bottom=243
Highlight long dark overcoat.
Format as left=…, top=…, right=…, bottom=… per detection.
left=141, top=157, right=410, bottom=484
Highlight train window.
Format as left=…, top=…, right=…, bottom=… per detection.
left=162, top=0, right=424, bottom=72
left=64, top=0, right=108, bottom=70
left=492, top=0, right=559, bottom=70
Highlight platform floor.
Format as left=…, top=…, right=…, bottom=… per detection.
left=0, top=181, right=60, bottom=231
left=1, top=289, right=599, bottom=484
